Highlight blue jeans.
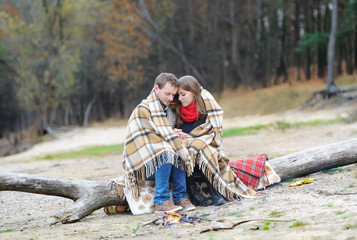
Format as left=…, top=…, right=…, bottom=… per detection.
left=147, top=154, right=187, bottom=205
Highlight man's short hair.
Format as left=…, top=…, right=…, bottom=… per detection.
left=154, top=73, right=178, bottom=89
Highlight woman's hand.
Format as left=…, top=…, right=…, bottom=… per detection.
left=173, top=128, right=182, bottom=135
left=178, top=132, right=189, bottom=140
left=173, top=128, right=189, bottom=140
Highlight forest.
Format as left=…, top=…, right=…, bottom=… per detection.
left=0, top=0, right=356, bottom=155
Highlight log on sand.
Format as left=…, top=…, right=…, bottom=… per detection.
left=0, top=172, right=126, bottom=225
left=270, top=138, right=357, bottom=181
left=0, top=138, right=356, bottom=224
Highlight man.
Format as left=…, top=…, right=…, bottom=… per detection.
left=122, top=72, right=195, bottom=213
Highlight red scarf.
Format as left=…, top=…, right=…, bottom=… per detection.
left=181, top=101, right=198, bottom=122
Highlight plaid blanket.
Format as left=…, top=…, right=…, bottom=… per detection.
left=122, top=90, right=193, bottom=198
left=229, top=153, right=268, bottom=189
left=182, top=89, right=256, bottom=200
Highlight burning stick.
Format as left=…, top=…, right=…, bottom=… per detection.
left=141, top=212, right=203, bottom=227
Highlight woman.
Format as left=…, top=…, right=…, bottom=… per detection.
left=173, top=75, right=257, bottom=206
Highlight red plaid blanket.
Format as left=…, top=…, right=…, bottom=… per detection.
left=229, top=153, right=268, bottom=189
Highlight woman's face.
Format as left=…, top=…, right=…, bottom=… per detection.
left=178, top=87, right=194, bottom=107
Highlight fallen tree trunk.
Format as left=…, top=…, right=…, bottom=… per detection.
left=0, top=172, right=126, bottom=224
left=270, top=138, right=357, bottom=181
left=0, top=138, right=356, bottom=224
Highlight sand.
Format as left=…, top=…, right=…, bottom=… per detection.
left=1, top=106, right=357, bottom=240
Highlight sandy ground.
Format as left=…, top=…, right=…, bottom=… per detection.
left=1, top=106, right=357, bottom=240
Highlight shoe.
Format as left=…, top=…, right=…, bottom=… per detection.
left=177, top=198, right=195, bottom=211
left=154, top=200, right=183, bottom=213
left=208, top=183, right=226, bottom=206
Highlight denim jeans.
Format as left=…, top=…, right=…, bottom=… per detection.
left=147, top=153, right=187, bottom=205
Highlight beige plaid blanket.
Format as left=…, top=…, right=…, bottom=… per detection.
left=122, top=90, right=193, bottom=198
left=119, top=88, right=256, bottom=201
left=182, top=89, right=256, bottom=200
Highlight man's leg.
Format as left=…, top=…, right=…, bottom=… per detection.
left=153, top=154, right=183, bottom=213
left=171, top=164, right=195, bottom=211
left=154, top=159, right=172, bottom=205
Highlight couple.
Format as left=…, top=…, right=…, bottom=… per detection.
left=122, top=73, right=257, bottom=214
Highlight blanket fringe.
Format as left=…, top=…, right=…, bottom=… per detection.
left=197, top=152, right=257, bottom=200
left=126, top=150, right=192, bottom=198
left=107, top=177, right=125, bottom=199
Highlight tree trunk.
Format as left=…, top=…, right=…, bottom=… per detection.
left=294, top=0, right=301, bottom=81
left=0, top=173, right=126, bottom=225
left=83, top=96, right=96, bottom=127
left=1, top=138, right=356, bottom=224
left=270, top=138, right=357, bottom=181
left=326, top=0, right=338, bottom=96
left=304, top=0, right=312, bottom=80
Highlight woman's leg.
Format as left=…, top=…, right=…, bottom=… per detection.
left=186, top=166, right=214, bottom=206
left=170, top=166, right=187, bottom=204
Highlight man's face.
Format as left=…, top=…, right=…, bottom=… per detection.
left=154, top=82, right=177, bottom=106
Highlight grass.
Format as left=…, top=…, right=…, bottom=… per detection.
left=321, top=168, right=345, bottom=175
left=343, top=223, right=357, bottom=230
left=36, top=115, right=349, bottom=160
left=38, top=117, right=349, bottom=160
left=269, top=211, right=285, bottom=217
left=336, top=210, right=346, bottom=215
left=289, top=221, right=309, bottom=228
left=223, top=118, right=347, bottom=137
left=40, top=144, right=124, bottom=160
left=229, top=211, right=243, bottom=217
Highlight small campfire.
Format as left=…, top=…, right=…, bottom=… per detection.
left=152, top=212, right=202, bottom=227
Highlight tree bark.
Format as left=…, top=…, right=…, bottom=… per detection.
left=1, top=138, right=356, bottom=224
left=326, top=0, right=338, bottom=95
left=0, top=173, right=126, bottom=225
left=270, top=138, right=357, bottom=181
left=83, top=96, right=96, bottom=127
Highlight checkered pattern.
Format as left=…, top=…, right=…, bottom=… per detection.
left=228, top=153, right=268, bottom=189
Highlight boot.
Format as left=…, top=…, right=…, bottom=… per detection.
left=196, top=168, right=226, bottom=206
left=207, top=182, right=226, bottom=206
left=186, top=175, right=213, bottom=206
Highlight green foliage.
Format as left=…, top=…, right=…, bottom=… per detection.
left=289, top=221, right=308, bottom=228
left=295, top=32, right=330, bottom=53
left=126, top=223, right=140, bottom=234
left=262, top=226, right=270, bottom=230
left=0, top=0, right=357, bottom=144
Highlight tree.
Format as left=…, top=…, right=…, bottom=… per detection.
left=326, top=0, right=339, bottom=97
left=1, top=138, right=356, bottom=224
